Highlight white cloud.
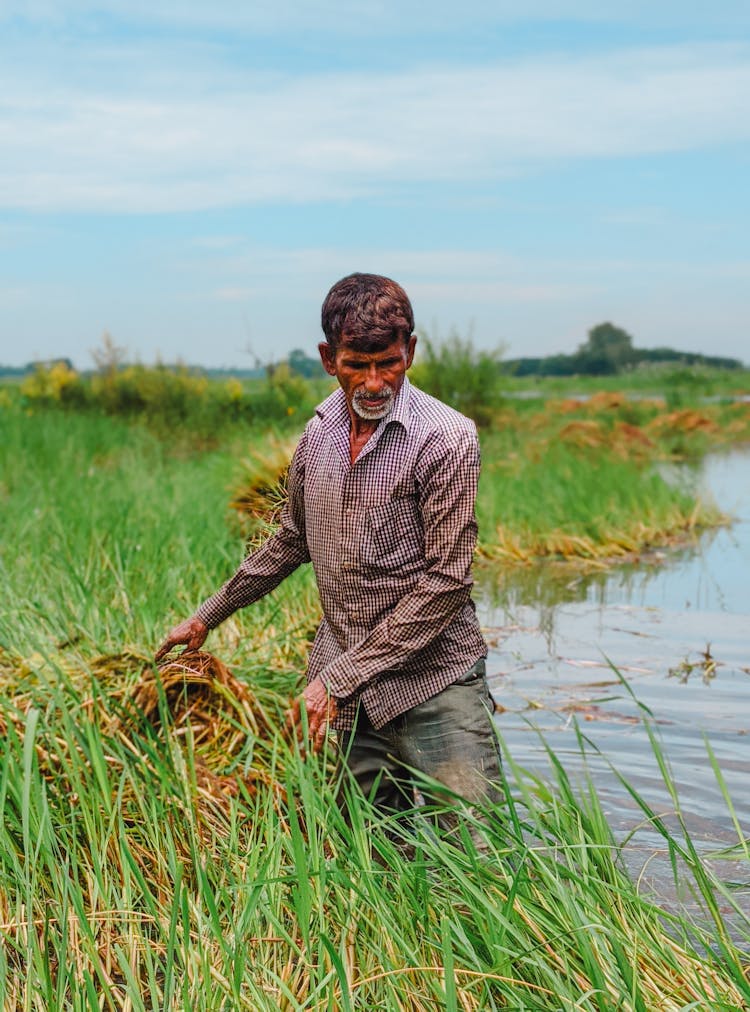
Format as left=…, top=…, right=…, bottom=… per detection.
left=1, top=43, right=749, bottom=212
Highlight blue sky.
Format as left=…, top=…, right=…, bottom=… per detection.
left=1, top=2, right=748, bottom=369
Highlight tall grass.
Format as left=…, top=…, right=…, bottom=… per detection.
left=0, top=409, right=318, bottom=670
left=0, top=655, right=747, bottom=1009
left=8, top=361, right=332, bottom=438
left=1, top=403, right=748, bottom=1008
left=477, top=433, right=721, bottom=564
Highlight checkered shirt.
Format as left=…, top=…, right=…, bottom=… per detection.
left=196, top=376, right=487, bottom=729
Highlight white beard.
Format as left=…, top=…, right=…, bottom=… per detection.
left=352, top=386, right=394, bottom=420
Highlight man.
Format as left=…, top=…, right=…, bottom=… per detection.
left=156, top=273, right=502, bottom=828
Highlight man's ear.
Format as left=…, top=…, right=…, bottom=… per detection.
left=318, top=342, right=337, bottom=376
left=405, top=334, right=417, bottom=370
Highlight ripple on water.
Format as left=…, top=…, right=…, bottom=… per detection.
left=479, top=447, right=750, bottom=922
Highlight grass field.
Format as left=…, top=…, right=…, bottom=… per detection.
left=1, top=386, right=749, bottom=1009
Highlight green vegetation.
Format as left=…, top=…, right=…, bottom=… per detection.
left=504, top=321, right=744, bottom=378
left=7, top=355, right=750, bottom=566
left=1, top=409, right=748, bottom=1008
left=409, top=331, right=505, bottom=426
left=2, top=357, right=750, bottom=1007
left=475, top=391, right=750, bottom=564
left=4, top=359, right=331, bottom=440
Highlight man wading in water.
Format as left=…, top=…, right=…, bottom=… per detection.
left=157, top=273, right=502, bottom=837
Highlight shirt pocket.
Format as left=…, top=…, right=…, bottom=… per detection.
left=361, top=495, right=424, bottom=572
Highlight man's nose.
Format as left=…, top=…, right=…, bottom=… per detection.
left=364, top=364, right=382, bottom=390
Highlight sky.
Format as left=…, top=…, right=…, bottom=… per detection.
left=1, top=2, right=748, bottom=370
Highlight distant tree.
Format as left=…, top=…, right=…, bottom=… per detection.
left=578, top=322, right=636, bottom=372
left=287, top=348, right=325, bottom=378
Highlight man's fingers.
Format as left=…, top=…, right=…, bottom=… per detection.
left=284, top=684, right=337, bottom=754
left=154, top=618, right=207, bottom=663
left=154, top=641, right=173, bottom=662
left=155, top=634, right=183, bottom=661
left=284, top=699, right=302, bottom=740
left=312, top=721, right=327, bottom=754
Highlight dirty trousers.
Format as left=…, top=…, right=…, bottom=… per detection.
left=337, top=660, right=503, bottom=836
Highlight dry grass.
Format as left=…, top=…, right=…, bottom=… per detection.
left=113, top=650, right=286, bottom=806
left=229, top=433, right=297, bottom=537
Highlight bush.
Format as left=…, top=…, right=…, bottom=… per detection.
left=16, top=359, right=326, bottom=437
left=20, top=361, right=88, bottom=408
left=410, top=330, right=505, bottom=425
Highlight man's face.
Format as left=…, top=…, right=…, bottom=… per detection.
left=319, top=334, right=417, bottom=422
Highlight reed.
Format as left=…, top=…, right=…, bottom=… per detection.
left=0, top=647, right=747, bottom=1009
left=1, top=401, right=748, bottom=1009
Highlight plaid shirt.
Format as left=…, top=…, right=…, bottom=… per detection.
left=197, top=377, right=487, bottom=729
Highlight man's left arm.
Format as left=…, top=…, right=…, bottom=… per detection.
left=318, top=424, right=481, bottom=702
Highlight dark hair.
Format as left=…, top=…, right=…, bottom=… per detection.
left=320, top=273, right=414, bottom=352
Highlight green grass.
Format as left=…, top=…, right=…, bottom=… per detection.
left=500, top=365, right=750, bottom=403
left=477, top=430, right=722, bottom=564
left=0, top=658, right=747, bottom=1009
left=1, top=404, right=748, bottom=1009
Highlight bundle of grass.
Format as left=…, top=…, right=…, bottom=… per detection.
left=586, top=389, right=627, bottom=410
left=228, top=433, right=297, bottom=541
left=114, top=650, right=286, bottom=813
left=556, top=418, right=607, bottom=449
left=648, top=408, right=720, bottom=436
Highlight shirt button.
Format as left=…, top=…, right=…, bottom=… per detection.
left=351, top=611, right=360, bottom=621
left=342, top=562, right=352, bottom=571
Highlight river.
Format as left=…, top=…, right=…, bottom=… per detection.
left=481, top=446, right=750, bottom=918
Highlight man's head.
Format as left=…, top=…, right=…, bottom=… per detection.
left=320, top=273, right=415, bottom=354
left=319, top=274, right=417, bottom=424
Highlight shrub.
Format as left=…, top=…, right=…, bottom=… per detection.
left=20, top=361, right=88, bottom=407
left=410, top=330, right=505, bottom=425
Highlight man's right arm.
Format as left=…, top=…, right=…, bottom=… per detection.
left=155, top=431, right=310, bottom=659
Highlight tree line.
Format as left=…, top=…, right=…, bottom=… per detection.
left=0, top=323, right=744, bottom=379
left=503, top=322, right=744, bottom=377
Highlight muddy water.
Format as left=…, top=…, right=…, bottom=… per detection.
left=480, top=447, right=750, bottom=916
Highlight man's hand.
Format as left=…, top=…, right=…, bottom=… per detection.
left=285, top=676, right=338, bottom=754
left=155, top=616, right=209, bottom=662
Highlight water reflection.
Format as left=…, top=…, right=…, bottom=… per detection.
left=480, top=448, right=750, bottom=917
left=477, top=533, right=719, bottom=642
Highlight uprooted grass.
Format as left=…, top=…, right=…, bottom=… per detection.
left=0, top=645, right=748, bottom=1009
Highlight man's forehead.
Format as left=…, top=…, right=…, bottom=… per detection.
left=337, top=336, right=407, bottom=360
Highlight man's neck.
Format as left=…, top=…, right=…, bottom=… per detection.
left=347, top=408, right=380, bottom=463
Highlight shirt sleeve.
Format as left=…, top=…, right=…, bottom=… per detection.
left=195, top=430, right=311, bottom=629
left=319, top=423, right=480, bottom=699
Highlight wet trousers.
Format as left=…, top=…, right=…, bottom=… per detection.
left=337, top=659, right=503, bottom=841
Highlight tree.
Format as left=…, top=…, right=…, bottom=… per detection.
left=578, top=322, right=636, bottom=372
left=287, top=348, right=325, bottom=378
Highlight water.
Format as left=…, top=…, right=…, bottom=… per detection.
left=480, top=447, right=750, bottom=919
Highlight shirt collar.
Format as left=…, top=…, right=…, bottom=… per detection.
left=316, top=375, right=413, bottom=434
